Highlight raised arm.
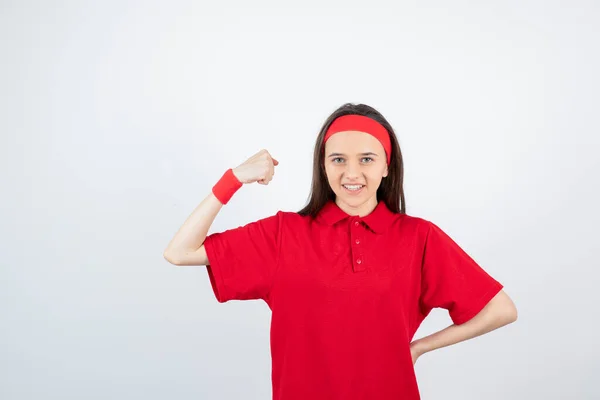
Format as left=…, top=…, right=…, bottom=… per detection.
left=163, top=192, right=224, bottom=266
left=163, top=149, right=279, bottom=266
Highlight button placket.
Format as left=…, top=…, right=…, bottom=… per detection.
left=351, top=219, right=365, bottom=272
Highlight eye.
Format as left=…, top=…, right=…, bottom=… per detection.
left=361, top=157, right=374, bottom=163
left=332, top=157, right=344, bottom=163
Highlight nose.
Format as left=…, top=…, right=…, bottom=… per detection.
left=344, top=159, right=362, bottom=179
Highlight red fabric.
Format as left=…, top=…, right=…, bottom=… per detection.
left=211, top=168, right=243, bottom=205
left=324, top=114, right=392, bottom=165
left=203, top=201, right=503, bottom=399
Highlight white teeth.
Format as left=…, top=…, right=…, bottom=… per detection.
left=343, top=185, right=363, bottom=191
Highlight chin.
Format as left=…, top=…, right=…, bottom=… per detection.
left=340, top=191, right=368, bottom=203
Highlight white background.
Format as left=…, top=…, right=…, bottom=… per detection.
left=1, top=0, right=598, bottom=399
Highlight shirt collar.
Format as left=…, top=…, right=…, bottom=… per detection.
left=316, top=199, right=397, bottom=234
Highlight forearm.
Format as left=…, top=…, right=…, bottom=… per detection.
left=163, top=152, right=278, bottom=265
left=164, top=192, right=224, bottom=258
left=412, top=291, right=517, bottom=356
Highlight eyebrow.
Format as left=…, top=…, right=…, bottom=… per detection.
left=327, top=152, right=379, bottom=158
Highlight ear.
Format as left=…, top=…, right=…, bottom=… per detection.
left=383, top=166, right=388, bottom=178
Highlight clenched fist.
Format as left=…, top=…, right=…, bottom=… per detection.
left=232, top=149, right=279, bottom=185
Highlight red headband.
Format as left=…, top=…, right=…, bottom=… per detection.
left=323, top=114, right=391, bottom=165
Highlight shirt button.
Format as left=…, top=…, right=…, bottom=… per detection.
left=356, top=258, right=362, bottom=264
left=355, top=239, right=360, bottom=244
left=354, top=221, right=360, bottom=227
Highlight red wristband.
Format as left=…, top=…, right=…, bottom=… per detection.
left=212, top=168, right=243, bottom=205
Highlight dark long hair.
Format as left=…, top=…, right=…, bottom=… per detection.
left=297, top=103, right=406, bottom=217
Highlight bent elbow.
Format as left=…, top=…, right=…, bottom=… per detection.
left=497, top=291, right=518, bottom=323
left=504, top=304, right=518, bottom=324
left=511, top=305, right=518, bottom=322
left=163, top=250, right=180, bottom=266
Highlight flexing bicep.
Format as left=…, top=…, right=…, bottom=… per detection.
left=164, top=243, right=209, bottom=266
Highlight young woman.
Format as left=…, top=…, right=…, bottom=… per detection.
left=164, top=103, right=518, bottom=400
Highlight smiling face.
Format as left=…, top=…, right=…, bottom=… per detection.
left=324, top=130, right=389, bottom=215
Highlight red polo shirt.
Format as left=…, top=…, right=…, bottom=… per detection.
left=203, top=200, right=503, bottom=400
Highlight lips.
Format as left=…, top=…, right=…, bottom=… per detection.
left=342, top=184, right=365, bottom=194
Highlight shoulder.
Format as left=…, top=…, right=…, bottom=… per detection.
left=256, top=210, right=310, bottom=228
left=396, top=212, right=432, bottom=235
left=393, top=213, right=460, bottom=248
left=269, top=209, right=330, bottom=234
left=276, top=210, right=314, bottom=227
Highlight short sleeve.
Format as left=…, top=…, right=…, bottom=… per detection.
left=419, top=220, right=504, bottom=325
left=203, top=211, right=284, bottom=303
